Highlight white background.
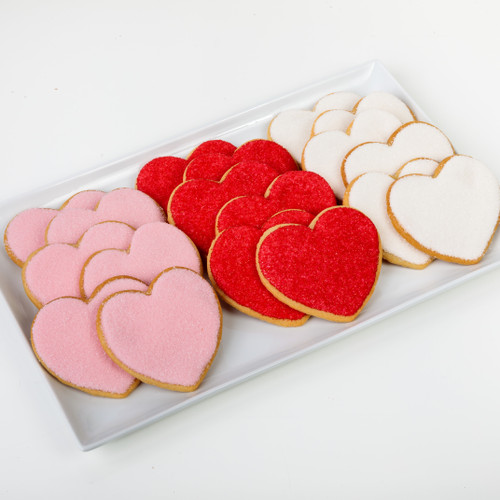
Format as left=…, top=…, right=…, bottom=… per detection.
left=1, top=1, right=500, bottom=498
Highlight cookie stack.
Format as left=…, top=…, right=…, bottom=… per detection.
left=4, top=188, right=222, bottom=398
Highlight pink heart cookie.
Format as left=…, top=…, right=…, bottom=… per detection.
left=4, top=190, right=105, bottom=267
left=97, top=267, right=222, bottom=392
left=23, top=221, right=135, bottom=308
left=80, top=221, right=202, bottom=298
left=31, top=276, right=148, bottom=398
left=46, top=188, right=165, bottom=245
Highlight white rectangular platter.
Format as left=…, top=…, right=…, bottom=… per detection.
left=1, top=60, right=499, bottom=451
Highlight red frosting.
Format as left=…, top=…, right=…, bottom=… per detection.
left=136, top=156, right=187, bottom=212
left=257, top=207, right=381, bottom=321
left=208, top=210, right=314, bottom=324
left=260, top=209, right=315, bottom=232
left=184, top=153, right=236, bottom=182
left=216, top=170, right=336, bottom=233
left=188, top=140, right=236, bottom=160
left=169, top=161, right=279, bottom=255
left=232, top=139, right=297, bottom=174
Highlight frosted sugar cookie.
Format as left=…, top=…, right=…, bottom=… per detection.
left=215, top=170, right=336, bottom=234
left=353, top=91, right=416, bottom=123
left=256, top=206, right=382, bottom=322
left=46, top=188, right=165, bottom=245
left=168, top=161, right=279, bottom=255
left=4, top=190, right=104, bottom=267
left=342, top=122, right=454, bottom=187
left=23, top=221, right=135, bottom=308
left=302, top=109, right=403, bottom=199
left=208, top=210, right=314, bottom=325
left=80, top=221, right=202, bottom=298
left=31, top=276, right=147, bottom=398
left=97, top=267, right=222, bottom=392
left=387, top=155, right=500, bottom=264
left=394, top=158, right=439, bottom=178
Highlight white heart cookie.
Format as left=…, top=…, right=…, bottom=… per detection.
left=354, top=91, right=416, bottom=123
left=344, top=172, right=433, bottom=269
left=387, top=155, right=500, bottom=264
left=268, top=92, right=361, bottom=162
left=312, top=109, right=355, bottom=136
left=395, top=158, right=439, bottom=178
left=313, top=91, right=361, bottom=114
left=342, top=122, right=455, bottom=187
left=302, top=108, right=403, bottom=199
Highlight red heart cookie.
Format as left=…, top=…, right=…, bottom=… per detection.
left=208, top=209, right=315, bottom=325
left=183, top=153, right=236, bottom=182
left=232, top=139, right=297, bottom=174
left=216, top=170, right=336, bottom=234
left=97, top=267, right=222, bottom=392
left=168, top=161, right=279, bottom=255
left=136, top=156, right=188, bottom=213
left=187, top=139, right=236, bottom=160
left=256, top=206, right=381, bottom=322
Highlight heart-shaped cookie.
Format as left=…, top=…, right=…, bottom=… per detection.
left=187, top=139, right=236, bottom=160
left=31, top=276, right=147, bottom=398
left=136, top=156, right=188, bottom=213
left=353, top=91, right=416, bottom=123
left=302, top=109, right=403, bottom=199
left=97, top=267, right=222, bottom=392
left=46, top=188, right=166, bottom=245
left=387, top=155, right=500, bottom=264
left=183, top=153, right=236, bottom=182
left=256, top=206, right=382, bottom=321
left=343, top=172, right=433, bottom=269
left=208, top=210, right=314, bottom=325
left=215, top=170, right=336, bottom=234
left=231, top=139, right=297, bottom=174
left=4, top=190, right=105, bottom=267
left=168, top=161, right=279, bottom=255
left=394, top=158, right=439, bottom=178
left=80, top=221, right=202, bottom=298
left=23, top=221, right=135, bottom=308
left=342, top=122, right=455, bottom=187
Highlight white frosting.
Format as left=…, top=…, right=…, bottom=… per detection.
left=345, top=172, right=432, bottom=267
left=268, top=110, right=317, bottom=162
left=388, top=155, right=500, bottom=263
left=343, top=122, right=454, bottom=186
left=395, top=158, right=439, bottom=178
left=313, top=91, right=361, bottom=114
left=355, top=91, right=415, bottom=123
left=302, top=109, right=403, bottom=199
left=312, top=109, right=355, bottom=135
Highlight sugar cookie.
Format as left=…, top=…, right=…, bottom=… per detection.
left=23, top=221, right=135, bottom=308
left=46, top=188, right=165, bottom=245
left=342, top=122, right=455, bottom=187
left=136, top=156, right=188, bottom=213
left=215, top=170, right=336, bottom=234
left=183, top=153, right=235, bottom=182
left=353, top=91, right=416, bottom=123
left=256, top=206, right=381, bottom=322
left=31, top=276, right=147, bottom=398
left=313, top=91, right=362, bottom=113
left=168, top=161, right=279, bottom=255
left=208, top=210, right=314, bottom=325
left=4, top=190, right=104, bottom=267
left=231, top=139, right=297, bottom=174
left=187, top=139, right=236, bottom=160
left=343, top=172, right=433, bottom=269
left=387, top=155, right=500, bottom=264
left=394, top=158, right=439, bottom=178
left=80, top=221, right=202, bottom=299
left=97, top=267, right=222, bottom=392
left=302, top=109, right=403, bottom=199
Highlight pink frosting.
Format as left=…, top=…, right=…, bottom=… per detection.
left=31, top=277, right=148, bottom=396
left=46, top=188, right=165, bottom=244
left=81, top=221, right=202, bottom=298
left=23, top=221, right=135, bottom=308
left=4, top=190, right=104, bottom=266
left=98, top=268, right=221, bottom=389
